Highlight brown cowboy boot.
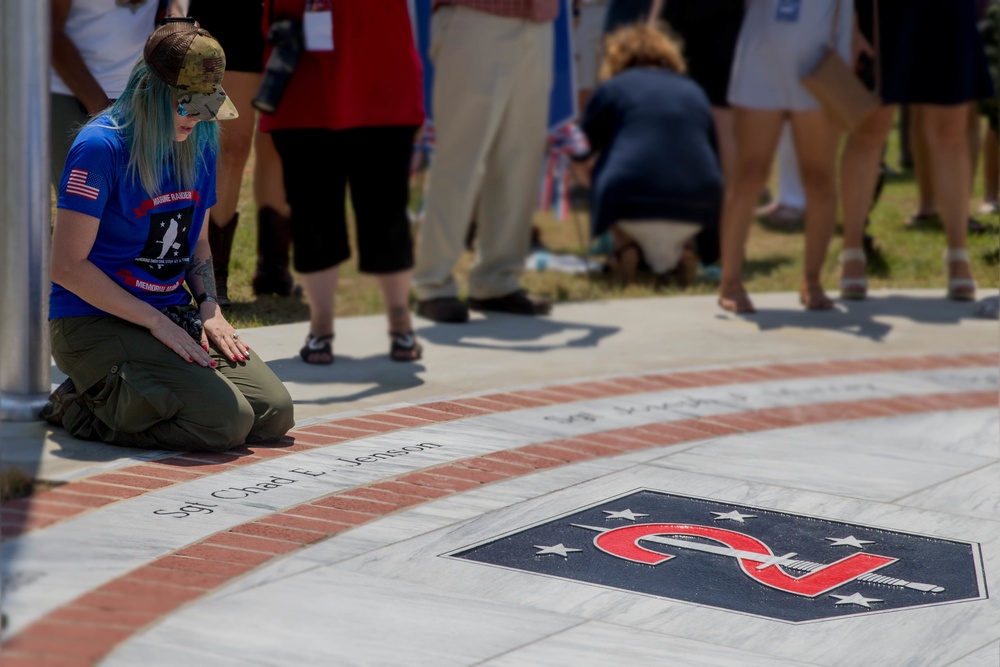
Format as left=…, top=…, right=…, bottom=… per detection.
left=252, top=206, right=300, bottom=296
left=208, top=213, right=238, bottom=308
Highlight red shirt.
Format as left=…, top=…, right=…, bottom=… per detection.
left=432, top=0, right=560, bottom=22
left=259, top=0, right=424, bottom=131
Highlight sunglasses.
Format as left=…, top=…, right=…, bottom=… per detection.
left=176, top=102, right=190, bottom=117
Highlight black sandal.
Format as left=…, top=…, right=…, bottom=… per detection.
left=300, top=333, right=334, bottom=365
left=389, top=331, right=423, bottom=362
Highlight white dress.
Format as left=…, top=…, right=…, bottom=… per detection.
left=727, top=0, right=853, bottom=110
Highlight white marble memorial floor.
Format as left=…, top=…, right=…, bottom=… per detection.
left=1, top=292, right=997, bottom=666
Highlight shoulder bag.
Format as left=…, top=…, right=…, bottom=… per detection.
left=800, top=0, right=882, bottom=133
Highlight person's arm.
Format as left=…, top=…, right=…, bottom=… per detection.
left=167, top=0, right=190, bottom=17
left=50, top=208, right=216, bottom=367
left=51, top=0, right=111, bottom=115
left=647, top=0, right=665, bottom=26
left=851, top=3, right=875, bottom=70
left=184, top=212, right=250, bottom=362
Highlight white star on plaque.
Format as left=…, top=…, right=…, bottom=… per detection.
left=830, top=592, right=883, bottom=608
left=826, top=535, right=875, bottom=548
left=533, top=544, right=582, bottom=558
left=710, top=510, right=756, bottom=523
left=603, top=509, right=649, bottom=521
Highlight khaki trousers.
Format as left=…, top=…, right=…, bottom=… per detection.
left=414, top=6, right=553, bottom=301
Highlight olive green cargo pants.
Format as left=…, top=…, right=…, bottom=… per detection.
left=50, top=315, right=294, bottom=452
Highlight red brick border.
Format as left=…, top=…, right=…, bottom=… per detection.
left=2, top=352, right=993, bottom=540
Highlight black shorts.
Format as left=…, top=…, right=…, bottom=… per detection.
left=271, top=126, right=419, bottom=275
left=187, top=0, right=265, bottom=73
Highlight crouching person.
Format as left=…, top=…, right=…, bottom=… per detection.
left=42, top=20, right=294, bottom=452
left=576, top=23, right=722, bottom=287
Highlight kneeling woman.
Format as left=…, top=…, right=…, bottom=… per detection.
left=45, top=20, right=294, bottom=452
left=575, top=24, right=722, bottom=285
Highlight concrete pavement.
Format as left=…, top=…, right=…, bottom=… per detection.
left=1, top=289, right=998, bottom=666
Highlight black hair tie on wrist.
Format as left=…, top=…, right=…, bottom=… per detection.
left=195, top=292, right=218, bottom=307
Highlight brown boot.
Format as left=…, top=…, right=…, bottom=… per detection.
left=252, top=206, right=300, bottom=297
left=208, top=213, right=238, bottom=309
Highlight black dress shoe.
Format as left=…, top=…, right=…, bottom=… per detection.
left=416, top=296, right=469, bottom=323
left=467, top=290, right=552, bottom=316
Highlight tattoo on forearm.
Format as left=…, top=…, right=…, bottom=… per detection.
left=193, top=259, right=218, bottom=297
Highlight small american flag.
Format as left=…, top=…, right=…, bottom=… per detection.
left=66, top=168, right=102, bottom=201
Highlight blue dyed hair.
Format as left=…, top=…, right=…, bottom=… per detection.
left=93, top=58, right=220, bottom=196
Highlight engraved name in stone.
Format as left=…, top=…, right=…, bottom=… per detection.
left=330, top=441, right=443, bottom=467
left=151, top=443, right=445, bottom=517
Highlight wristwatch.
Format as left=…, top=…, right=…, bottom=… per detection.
left=196, top=292, right=219, bottom=306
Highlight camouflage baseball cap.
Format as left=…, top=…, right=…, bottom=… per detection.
left=143, top=20, right=238, bottom=121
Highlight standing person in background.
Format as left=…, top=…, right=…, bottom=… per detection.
left=573, top=0, right=610, bottom=112
left=602, top=0, right=657, bottom=32
left=659, top=0, right=746, bottom=197
left=756, top=123, right=806, bottom=229
left=412, top=0, right=557, bottom=323
left=261, top=0, right=425, bottom=364
left=977, top=0, right=999, bottom=215
left=50, top=0, right=160, bottom=187
left=44, top=20, right=294, bottom=451
left=184, top=0, right=299, bottom=309
left=718, top=0, right=848, bottom=314
left=903, top=104, right=988, bottom=232
left=839, top=0, right=994, bottom=302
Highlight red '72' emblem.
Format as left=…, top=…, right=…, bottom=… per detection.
left=583, top=522, right=899, bottom=597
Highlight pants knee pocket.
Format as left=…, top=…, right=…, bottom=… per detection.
left=87, top=361, right=184, bottom=434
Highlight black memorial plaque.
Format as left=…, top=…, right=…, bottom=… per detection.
left=448, top=490, right=987, bottom=623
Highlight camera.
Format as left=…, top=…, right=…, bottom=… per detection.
left=252, top=19, right=303, bottom=114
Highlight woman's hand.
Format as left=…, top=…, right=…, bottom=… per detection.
left=201, top=307, right=251, bottom=363
left=149, top=315, right=217, bottom=367
left=851, top=17, right=875, bottom=72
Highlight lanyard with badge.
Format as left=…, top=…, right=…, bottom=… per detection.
left=774, top=0, right=801, bottom=22
left=304, top=0, right=335, bottom=51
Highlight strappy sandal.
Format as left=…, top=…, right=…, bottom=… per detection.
left=839, top=248, right=868, bottom=300
left=946, top=249, right=977, bottom=301
left=300, top=333, right=334, bottom=365
left=800, top=282, right=834, bottom=310
left=389, top=331, right=423, bottom=362
left=718, top=285, right=755, bottom=314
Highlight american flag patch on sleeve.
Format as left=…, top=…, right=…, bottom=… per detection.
left=66, top=168, right=102, bottom=201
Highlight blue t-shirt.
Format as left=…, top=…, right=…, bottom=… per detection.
left=50, top=117, right=217, bottom=319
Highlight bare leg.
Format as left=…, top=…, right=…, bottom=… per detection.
left=299, top=266, right=339, bottom=363
left=967, top=102, right=982, bottom=200
left=920, top=104, right=974, bottom=290
left=984, top=126, right=999, bottom=207
left=253, top=125, right=290, bottom=218
left=378, top=269, right=422, bottom=361
left=718, top=108, right=786, bottom=313
left=209, top=72, right=259, bottom=226
left=608, top=224, right=639, bottom=286
left=838, top=105, right=896, bottom=288
left=789, top=109, right=840, bottom=309
left=712, top=107, right=738, bottom=191
left=910, top=105, right=937, bottom=217
left=378, top=270, right=416, bottom=334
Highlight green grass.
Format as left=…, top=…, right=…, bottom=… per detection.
left=222, top=120, right=999, bottom=330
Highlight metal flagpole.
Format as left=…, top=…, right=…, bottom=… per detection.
left=1, top=0, right=52, bottom=421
